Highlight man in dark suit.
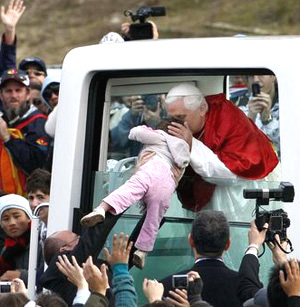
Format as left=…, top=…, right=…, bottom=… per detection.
left=161, top=210, right=241, bottom=307
left=238, top=220, right=291, bottom=307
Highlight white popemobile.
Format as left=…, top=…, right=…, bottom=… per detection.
left=43, top=35, right=300, bottom=298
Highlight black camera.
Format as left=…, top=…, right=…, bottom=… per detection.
left=256, top=209, right=290, bottom=242
left=124, top=6, right=166, bottom=40
left=142, top=94, right=159, bottom=112
left=243, top=182, right=294, bottom=243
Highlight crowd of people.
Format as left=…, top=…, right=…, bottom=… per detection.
left=0, top=0, right=296, bottom=307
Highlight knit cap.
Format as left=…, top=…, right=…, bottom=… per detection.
left=0, top=194, right=32, bottom=222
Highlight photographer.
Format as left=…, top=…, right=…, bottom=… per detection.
left=121, top=20, right=159, bottom=40
left=160, top=210, right=241, bottom=307
left=238, top=220, right=290, bottom=306
left=110, top=94, right=166, bottom=156
left=121, top=6, right=164, bottom=41
left=240, top=75, right=280, bottom=157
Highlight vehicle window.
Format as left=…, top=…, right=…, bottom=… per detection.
left=82, top=71, right=282, bottom=301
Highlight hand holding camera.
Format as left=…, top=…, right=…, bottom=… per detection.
left=243, top=182, right=294, bottom=257
left=123, top=6, right=166, bottom=40
left=248, top=220, right=268, bottom=248
left=130, top=96, right=145, bottom=115
left=143, top=278, right=164, bottom=303
left=0, top=281, right=11, bottom=293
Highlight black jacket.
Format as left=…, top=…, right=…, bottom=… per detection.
left=40, top=212, right=121, bottom=307
left=238, top=253, right=263, bottom=304
left=161, top=258, right=241, bottom=307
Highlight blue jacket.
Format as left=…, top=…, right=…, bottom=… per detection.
left=112, top=263, right=137, bottom=307
left=0, top=34, right=16, bottom=76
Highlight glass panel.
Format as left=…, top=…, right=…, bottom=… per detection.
left=228, top=74, right=280, bottom=159
left=109, top=94, right=167, bottom=160
left=92, top=73, right=284, bottom=305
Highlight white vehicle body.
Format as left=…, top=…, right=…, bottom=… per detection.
left=47, top=36, right=300, bottom=263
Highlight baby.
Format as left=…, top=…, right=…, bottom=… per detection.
left=81, top=118, right=190, bottom=268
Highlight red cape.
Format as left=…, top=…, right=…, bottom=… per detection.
left=177, top=93, right=279, bottom=212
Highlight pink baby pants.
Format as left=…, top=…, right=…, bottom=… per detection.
left=103, top=158, right=175, bottom=252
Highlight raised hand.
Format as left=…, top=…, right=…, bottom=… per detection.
left=83, top=256, right=109, bottom=295
left=11, top=278, right=27, bottom=294
left=56, top=255, right=88, bottom=290
left=166, top=288, right=190, bottom=307
left=1, top=0, right=25, bottom=28
left=104, top=233, right=133, bottom=265
left=279, top=259, right=300, bottom=297
left=1, top=0, right=26, bottom=45
left=143, top=278, right=164, bottom=303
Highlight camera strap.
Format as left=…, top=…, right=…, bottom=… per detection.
left=258, top=237, right=294, bottom=258
left=273, top=237, right=294, bottom=254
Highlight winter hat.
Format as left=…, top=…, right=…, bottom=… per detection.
left=100, top=32, right=124, bottom=44
left=0, top=194, right=32, bottom=222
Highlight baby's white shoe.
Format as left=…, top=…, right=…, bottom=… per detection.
left=80, top=207, right=105, bottom=227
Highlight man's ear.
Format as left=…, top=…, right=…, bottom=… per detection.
left=224, top=237, right=231, bottom=251
left=59, top=246, right=67, bottom=253
left=199, top=99, right=208, bottom=116
left=188, top=234, right=195, bottom=249
left=25, top=87, right=31, bottom=101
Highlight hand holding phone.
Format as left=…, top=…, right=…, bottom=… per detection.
left=0, top=281, right=11, bottom=293
left=252, top=82, right=261, bottom=96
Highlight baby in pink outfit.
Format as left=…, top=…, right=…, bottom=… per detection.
left=81, top=122, right=190, bottom=269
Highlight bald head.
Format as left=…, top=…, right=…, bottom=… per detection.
left=43, top=230, right=79, bottom=265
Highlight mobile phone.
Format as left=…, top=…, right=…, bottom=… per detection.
left=172, top=274, right=188, bottom=289
left=252, top=82, right=261, bottom=96
left=0, top=281, right=11, bottom=293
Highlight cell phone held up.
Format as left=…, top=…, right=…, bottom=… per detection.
left=252, top=82, right=261, bottom=96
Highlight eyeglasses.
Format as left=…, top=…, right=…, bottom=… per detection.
left=26, top=69, right=45, bottom=77
left=43, top=84, right=60, bottom=101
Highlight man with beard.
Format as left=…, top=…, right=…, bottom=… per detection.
left=0, top=68, right=48, bottom=196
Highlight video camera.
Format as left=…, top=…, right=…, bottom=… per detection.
left=124, top=6, right=166, bottom=40
left=243, top=182, right=294, bottom=243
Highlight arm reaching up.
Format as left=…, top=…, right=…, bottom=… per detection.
left=1, top=0, right=26, bottom=45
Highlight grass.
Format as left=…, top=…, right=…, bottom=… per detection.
left=13, top=0, right=300, bottom=65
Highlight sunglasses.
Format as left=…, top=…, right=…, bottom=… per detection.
left=43, top=84, right=60, bottom=101
left=26, top=69, right=45, bottom=77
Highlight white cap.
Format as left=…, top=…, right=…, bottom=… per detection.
left=0, top=194, right=32, bottom=222
left=167, top=83, right=202, bottom=98
left=33, top=202, right=49, bottom=217
left=100, top=32, right=124, bottom=44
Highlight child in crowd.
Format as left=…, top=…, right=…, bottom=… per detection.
left=0, top=194, right=32, bottom=283
left=81, top=118, right=190, bottom=269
